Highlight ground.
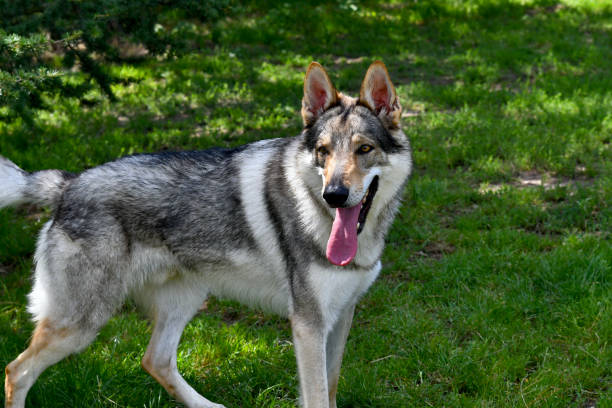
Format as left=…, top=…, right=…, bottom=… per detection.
left=0, top=0, right=610, bottom=407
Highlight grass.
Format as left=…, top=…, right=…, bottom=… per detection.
left=1, top=0, right=611, bottom=406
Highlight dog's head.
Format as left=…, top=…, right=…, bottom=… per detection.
left=301, top=61, right=408, bottom=266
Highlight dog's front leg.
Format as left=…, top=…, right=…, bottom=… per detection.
left=326, top=303, right=355, bottom=408
left=291, top=315, right=329, bottom=408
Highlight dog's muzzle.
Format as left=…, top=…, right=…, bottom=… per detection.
left=323, top=184, right=349, bottom=207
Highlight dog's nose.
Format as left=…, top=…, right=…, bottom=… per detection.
left=323, top=185, right=349, bottom=207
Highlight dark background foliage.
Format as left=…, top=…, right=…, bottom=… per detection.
left=0, top=0, right=231, bottom=119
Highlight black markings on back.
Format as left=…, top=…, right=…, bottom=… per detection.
left=54, top=147, right=256, bottom=267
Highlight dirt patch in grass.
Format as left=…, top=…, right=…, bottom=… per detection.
left=401, top=109, right=423, bottom=118
left=418, top=241, right=456, bottom=260
left=479, top=168, right=593, bottom=194
left=525, top=3, right=565, bottom=17
left=333, top=56, right=364, bottom=65
left=582, top=399, right=597, bottom=408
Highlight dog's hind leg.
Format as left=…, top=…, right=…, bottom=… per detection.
left=4, top=318, right=98, bottom=408
left=137, top=279, right=225, bottom=408
left=5, top=222, right=128, bottom=408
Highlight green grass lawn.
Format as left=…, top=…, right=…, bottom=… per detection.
left=1, top=0, right=611, bottom=406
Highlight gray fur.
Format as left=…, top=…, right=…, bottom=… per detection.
left=2, top=62, right=412, bottom=408
left=264, top=140, right=327, bottom=328
left=304, top=103, right=403, bottom=154
left=55, top=149, right=256, bottom=263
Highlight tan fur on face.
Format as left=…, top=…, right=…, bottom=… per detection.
left=343, top=153, right=366, bottom=193
left=346, top=134, right=385, bottom=192
left=323, top=154, right=338, bottom=186
left=321, top=133, right=384, bottom=195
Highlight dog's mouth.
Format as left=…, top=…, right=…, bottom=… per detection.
left=326, top=176, right=379, bottom=267
left=357, top=176, right=378, bottom=235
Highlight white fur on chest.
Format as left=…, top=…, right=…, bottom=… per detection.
left=308, top=261, right=381, bottom=332
left=203, top=250, right=291, bottom=316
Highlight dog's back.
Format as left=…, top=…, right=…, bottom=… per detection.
left=55, top=148, right=255, bottom=262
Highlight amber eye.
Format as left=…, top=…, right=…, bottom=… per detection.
left=317, top=146, right=329, bottom=155
left=358, top=144, right=374, bottom=154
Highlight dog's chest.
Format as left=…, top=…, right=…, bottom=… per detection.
left=307, top=261, right=381, bottom=331
left=201, top=252, right=381, bottom=328
left=203, top=249, right=291, bottom=316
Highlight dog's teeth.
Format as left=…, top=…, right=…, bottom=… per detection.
left=362, top=188, right=370, bottom=204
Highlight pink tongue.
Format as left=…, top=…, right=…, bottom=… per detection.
left=326, top=204, right=361, bottom=266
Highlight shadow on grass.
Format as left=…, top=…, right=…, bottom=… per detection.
left=1, top=1, right=611, bottom=407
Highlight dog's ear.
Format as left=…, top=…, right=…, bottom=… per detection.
left=359, top=61, right=402, bottom=128
left=302, top=62, right=338, bottom=126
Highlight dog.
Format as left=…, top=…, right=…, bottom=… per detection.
left=1, top=61, right=412, bottom=408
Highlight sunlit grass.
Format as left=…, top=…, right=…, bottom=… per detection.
left=1, top=0, right=611, bottom=406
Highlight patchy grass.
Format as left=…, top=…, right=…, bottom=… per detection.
left=1, top=0, right=611, bottom=406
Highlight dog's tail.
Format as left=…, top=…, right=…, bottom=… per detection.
left=0, top=156, right=72, bottom=209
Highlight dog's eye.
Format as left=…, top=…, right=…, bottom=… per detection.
left=317, top=146, right=329, bottom=155
left=357, top=145, right=374, bottom=154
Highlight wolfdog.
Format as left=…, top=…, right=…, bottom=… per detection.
left=1, top=61, right=412, bottom=408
